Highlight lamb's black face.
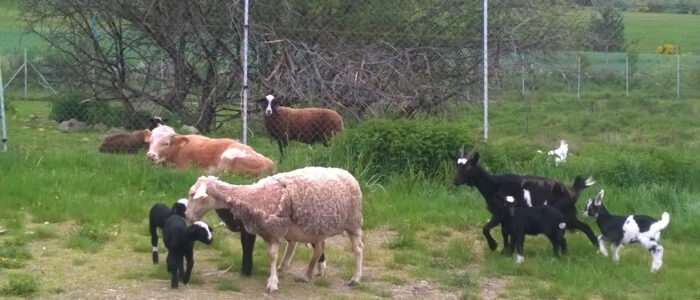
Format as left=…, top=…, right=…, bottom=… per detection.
left=453, top=150, right=480, bottom=186
left=258, top=94, right=280, bottom=117
left=192, top=221, right=213, bottom=245
left=583, top=189, right=605, bottom=218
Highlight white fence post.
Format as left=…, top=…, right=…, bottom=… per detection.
left=0, top=59, right=8, bottom=152
left=482, top=0, right=488, bottom=141
left=241, top=0, right=250, bottom=144
left=625, top=56, right=630, bottom=96
left=676, top=52, right=680, bottom=99
left=24, top=48, right=27, bottom=99
left=577, top=56, right=581, bottom=99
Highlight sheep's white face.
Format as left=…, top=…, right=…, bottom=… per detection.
left=186, top=178, right=215, bottom=222
left=263, top=94, right=278, bottom=117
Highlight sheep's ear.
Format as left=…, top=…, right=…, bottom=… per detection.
left=143, top=129, right=152, bottom=143
left=594, top=189, right=604, bottom=206
left=193, top=183, right=208, bottom=200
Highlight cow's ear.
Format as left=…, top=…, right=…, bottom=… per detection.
left=143, top=129, right=152, bottom=143
left=175, top=135, right=190, bottom=147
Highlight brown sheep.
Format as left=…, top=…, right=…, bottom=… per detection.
left=99, top=130, right=149, bottom=153
left=257, top=94, right=344, bottom=157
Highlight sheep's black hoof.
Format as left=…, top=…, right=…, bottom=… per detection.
left=487, top=241, right=498, bottom=251
left=152, top=252, right=159, bottom=264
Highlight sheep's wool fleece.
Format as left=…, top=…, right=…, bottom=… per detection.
left=207, top=167, right=362, bottom=241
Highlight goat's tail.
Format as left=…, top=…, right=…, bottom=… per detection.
left=573, top=176, right=596, bottom=192
left=650, top=212, right=670, bottom=233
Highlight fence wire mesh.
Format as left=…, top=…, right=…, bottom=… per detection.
left=4, top=1, right=700, bottom=153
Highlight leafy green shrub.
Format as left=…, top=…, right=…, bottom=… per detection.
left=50, top=95, right=121, bottom=126
left=1, top=273, right=40, bottom=296
left=327, top=118, right=475, bottom=177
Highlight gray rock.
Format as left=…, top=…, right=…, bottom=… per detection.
left=92, top=123, right=109, bottom=132
left=181, top=125, right=199, bottom=134
left=58, top=118, right=87, bottom=133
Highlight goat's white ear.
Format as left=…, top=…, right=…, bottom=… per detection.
left=193, top=183, right=208, bottom=200
left=594, top=189, right=604, bottom=206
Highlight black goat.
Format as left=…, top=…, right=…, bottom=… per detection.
left=583, top=189, right=669, bottom=272
left=451, top=148, right=598, bottom=252
left=163, top=216, right=213, bottom=288
left=149, top=199, right=188, bottom=264
left=504, top=196, right=567, bottom=263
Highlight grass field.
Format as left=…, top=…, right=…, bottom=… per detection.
left=624, top=11, right=700, bottom=53
left=1, top=92, right=700, bottom=299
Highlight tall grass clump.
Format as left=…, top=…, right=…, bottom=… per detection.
left=1, top=273, right=40, bottom=297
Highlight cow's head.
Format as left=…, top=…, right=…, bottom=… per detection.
left=450, top=146, right=480, bottom=186
left=257, top=94, right=280, bottom=117
left=144, top=125, right=181, bottom=163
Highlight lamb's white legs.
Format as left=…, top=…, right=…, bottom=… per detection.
left=611, top=244, right=623, bottom=262
left=597, top=235, right=609, bottom=257
left=348, top=233, right=364, bottom=286
left=278, top=241, right=298, bottom=272
left=317, top=260, right=327, bottom=277
left=640, top=236, right=664, bottom=273
left=265, top=241, right=280, bottom=293
left=299, top=240, right=325, bottom=282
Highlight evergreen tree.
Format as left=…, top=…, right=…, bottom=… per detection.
left=588, top=4, right=625, bottom=52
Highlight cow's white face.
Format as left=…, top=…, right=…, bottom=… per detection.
left=146, top=125, right=177, bottom=163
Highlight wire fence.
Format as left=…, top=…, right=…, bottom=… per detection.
left=3, top=1, right=700, bottom=154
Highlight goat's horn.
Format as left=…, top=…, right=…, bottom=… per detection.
left=467, top=148, right=477, bottom=157
left=459, top=144, right=465, bottom=156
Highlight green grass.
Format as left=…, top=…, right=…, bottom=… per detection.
left=624, top=11, right=700, bottom=53
left=3, top=92, right=700, bottom=297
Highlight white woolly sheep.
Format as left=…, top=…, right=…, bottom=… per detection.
left=149, top=199, right=188, bottom=264
left=163, top=215, right=213, bottom=288
left=257, top=94, right=344, bottom=157
left=185, top=167, right=363, bottom=293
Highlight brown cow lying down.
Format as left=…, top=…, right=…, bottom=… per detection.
left=144, top=125, right=275, bottom=176
left=99, top=130, right=149, bottom=153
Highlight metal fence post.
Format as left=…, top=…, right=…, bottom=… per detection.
left=241, top=0, right=250, bottom=144
left=577, top=56, right=581, bottom=99
left=677, top=52, right=680, bottom=99
left=24, top=48, right=27, bottom=99
left=482, top=0, right=488, bottom=141
left=625, top=56, right=630, bottom=96
left=0, top=59, right=8, bottom=152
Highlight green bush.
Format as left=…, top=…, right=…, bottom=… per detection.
left=50, top=95, right=121, bottom=126
left=328, top=118, right=475, bottom=178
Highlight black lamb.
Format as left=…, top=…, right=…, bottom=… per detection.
left=504, top=196, right=568, bottom=263
left=163, top=216, right=213, bottom=288
left=149, top=199, right=188, bottom=264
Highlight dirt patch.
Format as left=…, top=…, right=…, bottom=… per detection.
left=3, top=222, right=463, bottom=299
left=480, top=277, right=508, bottom=300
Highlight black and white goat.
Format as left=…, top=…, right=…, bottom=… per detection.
left=583, top=189, right=670, bottom=272
left=451, top=148, right=598, bottom=252
left=149, top=199, right=188, bottom=264
left=504, top=196, right=567, bottom=263
left=163, top=216, right=213, bottom=288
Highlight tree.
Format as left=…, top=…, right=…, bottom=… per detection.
left=588, top=3, right=626, bottom=52
left=22, top=0, right=586, bottom=128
